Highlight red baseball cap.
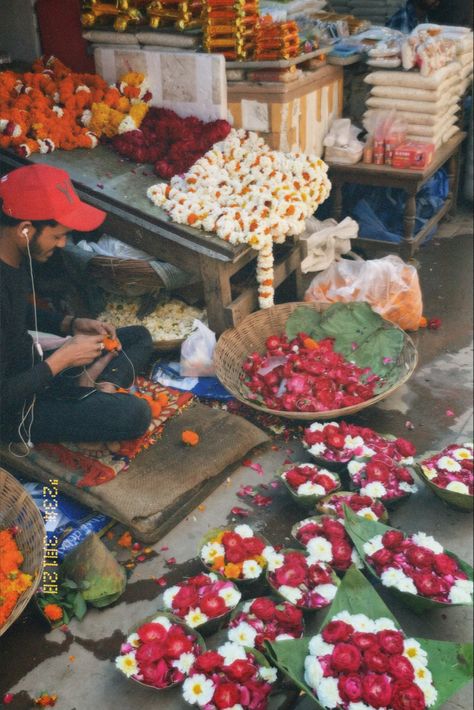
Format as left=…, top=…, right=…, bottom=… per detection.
left=0, top=164, right=106, bottom=231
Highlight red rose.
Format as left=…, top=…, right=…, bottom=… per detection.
left=338, top=673, right=364, bottom=703
left=322, top=518, right=346, bottom=539
left=165, top=628, right=192, bottom=659
left=414, top=571, right=444, bottom=597
left=297, top=522, right=321, bottom=539
left=172, top=585, right=199, bottom=611
left=362, top=673, right=393, bottom=708
left=350, top=494, right=374, bottom=511
left=317, top=475, right=339, bottom=492
left=274, top=563, right=307, bottom=587
left=136, top=641, right=166, bottom=664
left=364, top=648, right=389, bottom=673
left=395, top=438, right=416, bottom=457
left=327, top=432, right=346, bottom=449
left=214, top=682, right=240, bottom=709
left=200, top=593, right=227, bottom=618
left=222, top=531, right=244, bottom=552
left=352, top=632, right=379, bottom=651
left=194, top=650, right=224, bottom=673
left=225, top=659, right=256, bottom=682
left=331, top=539, right=353, bottom=570
left=275, top=603, right=303, bottom=628
left=141, top=657, right=170, bottom=688
left=322, top=620, right=354, bottom=644
left=371, top=548, right=394, bottom=570
left=366, top=460, right=390, bottom=484
left=226, top=546, right=247, bottom=564
left=190, top=574, right=213, bottom=587
left=391, top=681, right=426, bottom=710
left=377, top=630, right=404, bottom=655
left=433, top=553, right=458, bottom=576
left=304, top=430, right=325, bottom=446
left=388, top=655, right=415, bottom=682
left=382, top=530, right=405, bottom=551
left=250, top=597, right=277, bottom=622
left=331, top=643, right=362, bottom=673
left=286, top=470, right=308, bottom=489
left=406, top=545, right=435, bottom=569
left=138, top=622, right=168, bottom=644
left=307, top=563, right=332, bottom=587
left=243, top=536, right=265, bottom=556
left=396, top=467, right=415, bottom=484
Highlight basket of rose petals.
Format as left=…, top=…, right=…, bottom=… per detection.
left=266, top=566, right=473, bottom=710
left=316, top=491, right=389, bottom=523
left=214, top=302, right=417, bottom=420
left=266, top=549, right=340, bottom=610
left=162, top=572, right=241, bottom=636
left=344, top=508, right=473, bottom=613
left=416, top=443, right=473, bottom=512
left=181, top=642, right=277, bottom=709
left=281, top=463, right=341, bottom=508
left=228, top=597, right=304, bottom=653
left=291, top=516, right=362, bottom=573
left=347, top=455, right=417, bottom=507
left=199, top=524, right=274, bottom=586
left=303, top=421, right=416, bottom=473
left=115, top=612, right=205, bottom=690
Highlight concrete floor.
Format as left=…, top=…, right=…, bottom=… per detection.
left=1, top=215, right=473, bottom=710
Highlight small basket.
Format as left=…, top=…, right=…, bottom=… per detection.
left=87, top=257, right=164, bottom=297
left=0, top=468, right=45, bottom=636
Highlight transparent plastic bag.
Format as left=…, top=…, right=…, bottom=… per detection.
left=304, top=255, right=423, bottom=331
left=180, top=320, right=216, bottom=376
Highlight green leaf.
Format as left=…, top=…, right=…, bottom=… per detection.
left=62, top=579, right=78, bottom=589
left=318, top=302, right=383, bottom=354
left=415, top=460, right=474, bottom=512
left=285, top=306, right=323, bottom=341
left=73, top=592, right=87, bottom=621
left=414, top=639, right=474, bottom=709
left=351, top=326, right=405, bottom=385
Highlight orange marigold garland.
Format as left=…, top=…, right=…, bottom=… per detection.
left=0, top=528, right=33, bottom=629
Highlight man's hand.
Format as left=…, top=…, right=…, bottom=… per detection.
left=73, top=318, right=117, bottom=342
left=46, top=334, right=106, bottom=375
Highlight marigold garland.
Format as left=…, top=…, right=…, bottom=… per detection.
left=0, top=528, right=33, bottom=628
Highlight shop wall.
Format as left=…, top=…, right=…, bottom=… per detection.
left=0, top=0, right=41, bottom=63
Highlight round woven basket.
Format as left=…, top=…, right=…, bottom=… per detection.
left=214, top=302, right=418, bottom=421
left=87, top=257, right=164, bottom=297
left=0, top=468, right=45, bottom=636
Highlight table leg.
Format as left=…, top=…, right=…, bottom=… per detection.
left=199, top=255, right=233, bottom=334
left=401, top=191, right=417, bottom=260
left=447, top=150, right=460, bottom=217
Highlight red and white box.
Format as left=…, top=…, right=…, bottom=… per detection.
left=392, top=141, right=435, bottom=170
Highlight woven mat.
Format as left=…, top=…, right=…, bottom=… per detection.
left=0, top=403, right=269, bottom=542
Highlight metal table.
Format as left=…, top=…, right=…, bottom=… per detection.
left=0, top=146, right=304, bottom=333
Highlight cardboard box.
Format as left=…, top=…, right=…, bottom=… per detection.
left=392, top=141, right=435, bottom=170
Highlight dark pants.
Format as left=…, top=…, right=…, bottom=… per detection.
left=26, top=326, right=154, bottom=444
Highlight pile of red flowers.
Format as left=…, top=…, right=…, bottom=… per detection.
left=200, top=525, right=270, bottom=582
left=267, top=550, right=338, bottom=609
left=228, top=597, right=304, bottom=651
left=294, top=517, right=358, bottom=573
left=112, top=107, right=231, bottom=179
left=420, top=444, right=473, bottom=496
left=318, top=492, right=387, bottom=522
left=163, top=572, right=241, bottom=628
left=242, top=333, right=380, bottom=413
left=282, top=464, right=340, bottom=501
left=348, top=454, right=418, bottom=504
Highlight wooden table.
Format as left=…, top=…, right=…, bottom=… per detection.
left=0, top=147, right=305, bottom=334
left=327, top=132, right=466, bottom=259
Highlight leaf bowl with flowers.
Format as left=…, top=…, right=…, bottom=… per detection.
left=416, top=443, right=473, bottom=512
left=266, top=548, right=340, bottom=611
left=115, top=611, right=206, bottom=691
left=347, top=454, right=418, bottom=508
left=162, top=572, right=242, bottom=636
left=281, top=463, right=341, bottom=508
left=227, top=596, right=305, bottom=654
left=344, top=507, right=473, bottom=614
left=291, top=516, right=362, bottom=574
left=266, top=566, right=474, bottom=710
left=316, top=491, right=389, bottom=523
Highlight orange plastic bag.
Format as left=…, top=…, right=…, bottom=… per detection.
left=304, top=255, right=423, bottom=331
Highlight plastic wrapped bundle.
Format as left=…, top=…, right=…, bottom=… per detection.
left=255, top=17, right=300, bottom=61
left=146, top=0, right=203, bottom=29
left=203, top=0, right=260, bottom=60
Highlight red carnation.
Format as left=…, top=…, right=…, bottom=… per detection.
left=307, top=563, right=332, bottom=587
left=250, top=597, right=277, bottom=622
left=225, top=659, right=256, bottom=682
left=317, top=475, right=339, bottom=492
left=362, top=673, right=393, bottom=708
left=190, top=574, right=213, bottom=587
left=395, top=438, right=416, bottom=457
left=326, top=433, right=346, bottom=449
left=433, top=553, right=458, bottom=576
left=352, top=632, right=379, bottom=651
left=137, top=622, right=168, bottom=644
left=391, top=680, right=427, bottom=710
left=165, top=627, right=192, bottom=659
left=172, top=585, right=199, bottom=611
left=371, top=548, right=394, bottom=569
left=396, top=467, right=415, bottom=484
left=286, top=470, right=308, bottom=489
left=194, top=650, right=224, bottom=673
left=200, top=593, right=227, bottom=618
left=406, top=545, right=435, bottom=569
left=222, top=532, right=244, bottom=551
left=332, top=539, right=353, bottom=570
left=274, top=562, right=307, bottom=587
left=366, top=460, right=390, bottom=483
left=214, top=682, right=240, bottom=709
left=276, top=603, right=303, bottom=628
left=388, top=655, right=415, bottom=682
left=243, top=536, right=265, bottom=556
left=322, top=620, right=354, bottom=644
left=338, top=673, right=364, bottom=703
left=414, top=571, right=444, bottom=597
left=382, top=530, right=405, bottom=550
left=226, top=547, right=247, bottom=564
left=136, top=640, right=166, bottom=664
left=322, top=518, right=346, bottom=539
left=331, top=643, right=362, bottom=673
left=377, top=630, right=404, bottom=655
left=141, top=657, right=170, bottom=688
left=364, top=648, right=389, bottom=673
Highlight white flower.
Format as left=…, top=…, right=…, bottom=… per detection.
left=242, top=559, right=263, bottom=580
left=422, top=682, right=438, bottom=707
left=403, top=638, right=428, bottom=666
left=363, top=534, right=384, bottom=557
left=309, top=422, right=326, bottom=432
left=225, top=706, right=244, bottom=710
left=448, top=579, right=473, bottom=604
left=309, top=442, right=327, bottom=456
left=234, top=524, right=254, bottom=538
left=349, top=614, right=376, bottom=633
left=151, top=615, right=172, bottom=630
left=126, top=632, right=140, bottom=648
left=163, top=585, right=181, bottom=609
left=348, top=703, right=373, bottom=710
left=259, top=666, right=277, bottom=683
left=242, top=601, right=253, bottom=613
left=308, top=633, right=334, bottom=657
left=399, top=482, right=418, bottom=493
left=422, top=465, right=437, bottom=480
left=344, top=435, right=364, bottom=450
left=454, top=578, right=474, bottom=592
left=446, top=481, right=470, bottom=494
left=262, top=546, right=284, bottom=571
left=185, top=608, right=209, bottom=628
left=200, top=541, right=225, bottom=565
left=438, top=456, right=462, bottom=472
left=278, top=585, right=303, bottom=604
left=348, top=460, right=365, bottom=476
left=351, top=548, right=364, bottom=569
left=333, top=610, right=352, bottom=624
left=228, top=621, right=258, bottom=648
left=381, top=567, right=417, bottom=595
left=115, top=652, right=138, bottom=677
left=182, top=674, right=215, bottom=706
left=397, top=574, right=418, bottom=595
left=304, top=656, right=324, bottom=689
left=297, top=482, right=326, bottom=497
left=306, top=536, right=333, bottom=563
left=360, top=482, right=387, bottom=498
left=218, top=586, right=241, bottom=608
left=315, top=583, right=337, bottom=601
left=218, top=642, right=248, bottom=666
left=361, top=446, right=376, bottom=458
left=411, top=533, right=443, bottom=555
left=413, top=665, right=433, bottom=690
left=357, top=507, right=378, bottom=521
left=275, top=633, right=296, bottom=641
left=316, top=676, right=342, bottom=709
left=172, top=652, right=196, bottom=674
left=373, top=617, right=398, bottom=632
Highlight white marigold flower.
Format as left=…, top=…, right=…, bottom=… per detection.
left=437, top=456, right=462, bottom=472
left=306, top=536, right=334, bottom=563
left=349, top=614, right=376, bottom=633
left=297, top=481, right=326, bottom=497
left=309, top=442, right=327, bottom=457
left=421, top=464, right=437, bottom=480
left=422, top=682, right=438, bottom=707
left=228, top=621, right=258, bottom=648
left=399, top=482, right=418, bottom=494
left=308, top=633, right=334, bottom=657
left=344, top=435, right=365, bottom=450
left=348, top=460, right=366, bottom=477
left=217, top=586, right=241, bottom=608
left=200, top=541, right=225, bottom=565
left=360, top=482, right=387, bottom=499
left=115, top=651, right=138, bottom=677
left=316, top=676, right=342, bottom=709
left=242, top=559, right=262, bottom=580
left=234, top=524, right=254, bottom=538
left=403, top=638, right=428, bottom=666
left=182, top=674, right=215, bottom=706
left=151, top=615, right=172, bottom=630
left=411, top=533, right=443, bottom=555
left=304, top=656, right=324, bottom=690
left=126, top=632, right=140, bottom=648
left=278, top=585, right=303, bottom=604
left=259, top=666, right=277, bottom=683
left=373, top=617, right=398, bottom=632
left=357, top=507, right=378, bottom=521
left=446, top=481, right=470, bottom=494
left=363, top=534, right=385, bottom=557
left=380, top=567, right=408, bottom=590
left=314, top=583, right=337, bottom=601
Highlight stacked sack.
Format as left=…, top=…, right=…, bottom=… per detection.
left=203, top=0, right=260, bottom=60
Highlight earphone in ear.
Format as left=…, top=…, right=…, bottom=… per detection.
left=21, top=228, right=29, bottom=240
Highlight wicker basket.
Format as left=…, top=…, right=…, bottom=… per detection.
left=214, top=302, right=418, bottom=421
left=0, top=468, right=45, bottom=636
left=87, top=257, right=164, bottom=297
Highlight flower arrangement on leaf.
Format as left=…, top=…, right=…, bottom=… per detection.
left=417, top=443, right=473, bottom=510
left=292, top=516, right=362, bottom=573
left=199, top=525, right=273, bottom=583
left=316, top=491, right=388, bottom=523
left=348, top=455, right=417, bottom=505
left=112, top=107, right=231, bottom=179
left=181, top=643, right=277, bottom=709
left=281, top=463, right=340, bottom=506
left=344, top=508, right=473, bottom=612
left=0, top=528, right=32, bottom=629
left=228, top=597, right=304, bottom=652
left=148, top=129, right=330, bottom=308
left=115, top=613, right=205, bottom=689
left=267, top=549, right=339, bottom=609
left=162, top=572, right=241, bottom=631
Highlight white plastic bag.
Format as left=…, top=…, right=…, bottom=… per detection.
left=300, top=217, right=358, bottom=272
left=180, top=320, right=216, bottom=376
